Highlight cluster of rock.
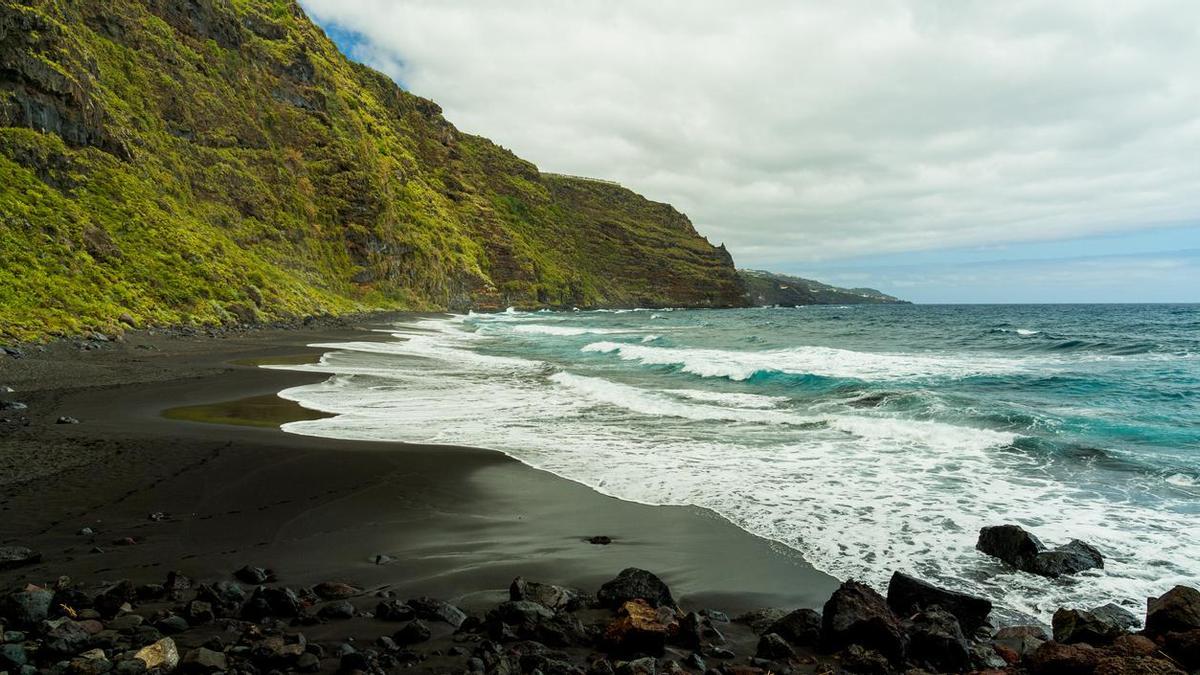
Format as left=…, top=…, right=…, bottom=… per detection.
left=1, top=552, right=1197, bottom=675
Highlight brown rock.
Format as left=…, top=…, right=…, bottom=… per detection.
left=1163, top=628, right=1200, bottom=670
left=1110, top=633, right=1158, bottom=657
left=314, top=581, right=359, bottom=600
left=604, top=599, right=677, bottom=656
left=1027, top=641, right=1101, bottom=675
left=1146, top=586, right=1200, bottom=637
left=1094, top=655, right=1184, bottom=675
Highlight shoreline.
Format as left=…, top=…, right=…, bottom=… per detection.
left=0, top=315, right=838, bottom=613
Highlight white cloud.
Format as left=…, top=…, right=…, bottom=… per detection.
left=301, top=0, right=1200, bottom=265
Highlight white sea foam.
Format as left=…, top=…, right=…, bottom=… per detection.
left=510, top=324, right=632, bottom=337
left=1016, top=329, right=1040, bottom=336
left=274, top=316, right=1200, bottom=623
left=582, top=341, right=1029, bottom=381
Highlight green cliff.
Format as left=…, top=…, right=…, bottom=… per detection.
left=0, top=0, right=744, bottom=341
left=740, top=269, right=906, bottom=306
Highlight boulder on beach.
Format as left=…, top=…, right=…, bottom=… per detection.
left=976, top=524, right=1103, bottom=577
left=886, top=571, right=992, bottom=633
left=510, top=576, right=590, bottom=612
left=135, top=637, right=180, bottom=672
left=905, top=607, right=971, bottom=673
left=821, top=579, right=907, bottom=663
left=1145, top=585, right=1200, bottom=637
left=406, top=596, right=467, bottom=627
left=597, top=568, right=675, bottom=609
left=765, top=607, right=822, bottom=647
left=3, top=586, right=54, bottom=627
left=603, top=599, right=674, bottom=656
left=1053, top=607, right=1130, bottom=645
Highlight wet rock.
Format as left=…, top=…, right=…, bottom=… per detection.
left=1162, top=629, right=1200, bottom=670
left=886, top=571, right=992, bottom=633
left=0, top=400, right=26, bottom=410
left=134, top=637, right=180, bottom=672
left=733, top=608, right=788, bottom=633
left=588, top=536, right=613, bottom=545
left=675, top=611, right=724, bottom=650
left=993, top=624, right=1049, bottom=663
left=487, top=601, right=589, bottom=647
left=1092, top=603, right=1140, bottom=631
left=234, top=565, right=273, bottom=585
left=3, top=587, right=53, bottom=627
left=393, top=619, right=432, bottom=645
left=375, top=599, right=415, bottom=621
left=406, top=596, right=467, bottom=627
left=57, top=416, right=81, bottom=424
left=314, top=581, right=358, bottom=600
left=135, top=584, right=164, bottom=601
left=107, top=614, right=144, bottom=632
left=318, top=600, right=355, bottom=620
left=1054, top=607, right=1130, bottom=645
left=604, top=599, right=675, bottom=656
left=976, top=525, right=1103, bottom=577
left=1033, top=540, right=1105, bottom=577
left=1027, top=641, right=1102, bottom=675
left=511, top=577, right=589, bottom=612
left=906, top=607, right=970, bottom=672
left=755, top=632, right=794, bottom=661
left=764, top=608, right=821, bottom=647
left=598, top=569, right=675, bottom=609
left=180, top=647, right=227, bottom=674
left=615, top=656, right=656, bottom=675
left=821, top=580, right=906, bottom=663
left=0, top=546, right=41, bottom=570
left=1146, top=585, right=1200, bottom=637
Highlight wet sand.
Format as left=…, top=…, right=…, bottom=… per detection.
left=0, top=316, right=838, bottom=615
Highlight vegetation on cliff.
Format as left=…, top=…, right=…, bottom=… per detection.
left=739, top=269, right=905, bottom=306
left=0, top=0, right=744, bottom=341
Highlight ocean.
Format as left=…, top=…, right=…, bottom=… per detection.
left=273, top=304, right=1200, bottom=623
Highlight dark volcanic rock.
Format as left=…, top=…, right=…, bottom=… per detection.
left=1054, top=607, right=1131, bottom=645
left=234, top=565, right=273, bottom=584
left=406, top=596, right=467, bottom=627
left=393, top=619, right=432, bottom=645
left=977, top=524, right=1103, bottom=577
left=375, top=599, right=415, bottom=621
left=734, top=608, right=789, bottom=633
left=675, top=611, right=724, bottom=650
left=195, top=581, right=246, bottom=616
left=821, top=580, right=906, bottom=663
left=597, top=568, right=675, bottom=609
left=764, top=608, right=821, bottom=647
left=180, top=647, right=227, bottom=674
left=1092, top=603, right=1140, bottom=631
left=44, top=620, right=92, bottom=657
left=588, top=536, right=613, bottom=545
left=1146, top=585, right=1200, bottom=637
left=244, top=586, right=301, bottom=619
left=993, top=624, right=1049, bottom=663
left=0, top=545, right=40, bottom=570
left=318, top=600, right=355, bottom=620
left=886, top=571, right=992, bottom=633
left=3, top=587, right=54, bottom=627
left=1032, top=540, right=1105, bottom=577
left=906, top=607, right=970, bottom=672
left=755, top=632, right=795, bottom=661
left=511, top=577, right=589, bottom=612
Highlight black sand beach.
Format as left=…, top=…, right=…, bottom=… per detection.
left=0, top=315, right=838, bottom=614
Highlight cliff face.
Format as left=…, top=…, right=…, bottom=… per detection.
left=0, top=0, right=745, bottom=341
left=740, top=270, right=906, bottom=306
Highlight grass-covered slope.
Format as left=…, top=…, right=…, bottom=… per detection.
left=0, top=0, right=744, bottom=341
left=740, top=269, right=906, bottom=306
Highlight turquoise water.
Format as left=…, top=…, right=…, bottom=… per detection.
left=276, top=304, right=1200, bottom=622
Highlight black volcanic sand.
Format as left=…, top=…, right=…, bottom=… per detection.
left=0, top=315, right=838, bottom=617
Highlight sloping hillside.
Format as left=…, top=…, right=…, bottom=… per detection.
left=740, top=269, right=905, bottom=306
left=0, top=0, right=744, bottom=341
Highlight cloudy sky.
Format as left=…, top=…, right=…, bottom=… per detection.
left=301, top=0, right=1200, bottom=302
